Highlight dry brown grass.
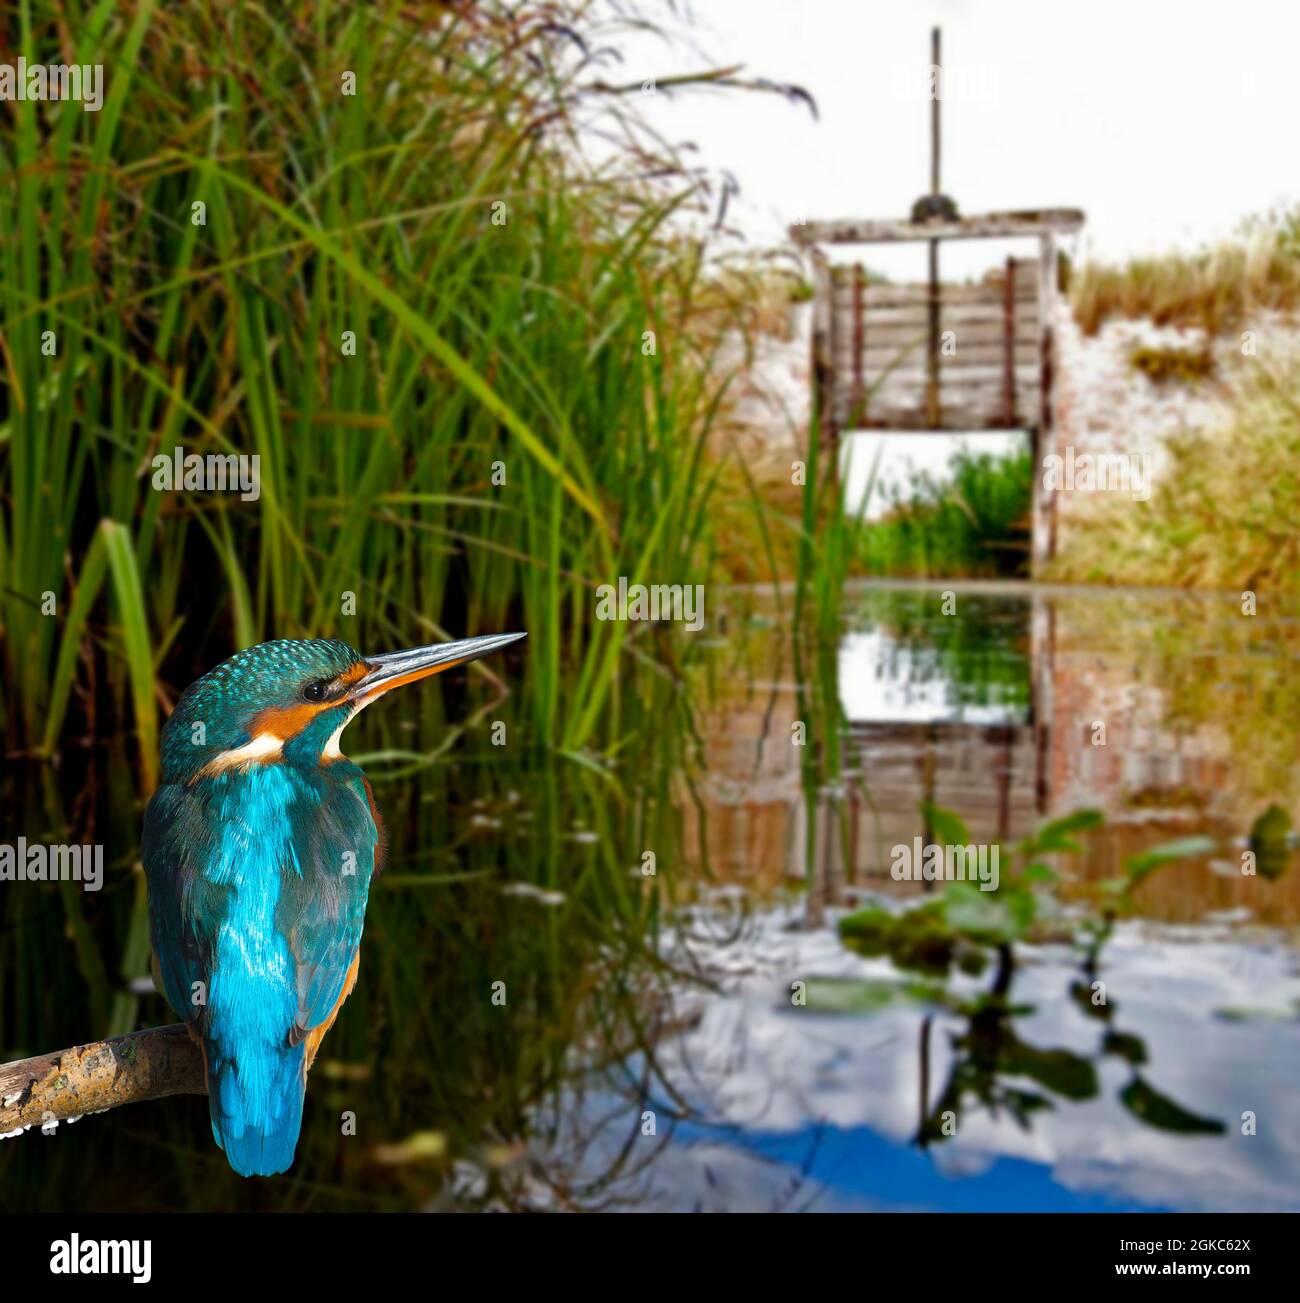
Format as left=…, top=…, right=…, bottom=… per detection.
left=1050, top=357, right=1300, bottom=594
left=1072, top=229, right=1300, bottom=336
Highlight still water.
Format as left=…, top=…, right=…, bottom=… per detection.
left=3, top=583, right=1299, bottom=1211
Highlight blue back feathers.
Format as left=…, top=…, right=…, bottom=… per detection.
left=143, top=639, right=379, bottom=1177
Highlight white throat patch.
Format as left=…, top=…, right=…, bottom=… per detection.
left=323, top=708, right=359, bottom=761
left=196, top=731, right=284, bottom=779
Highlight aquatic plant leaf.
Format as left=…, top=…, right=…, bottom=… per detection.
left=1021, top=862, right=1058, bottom=884
left=1070, top=980, right=1112, bottom=1021
left=1249, top=803, right=1292, bottom=880
left=1038, top=809, right=1105, bottom=838
left=1124, top=836, right=1217, bottom=888
left=960, top=994, right=1035, bottom=1018
left=1002, top=1039, right=1099, bottom=1100
left=838, top=903, right=956, bottom=976
left=1102, top=1031, right=1148, bottom=1065
left=921, top=800, right=969, bottom=848
left=802, top=977, right=947, bottom=1015
left=837, top=907, right=894, bottom=949
left=942, top=881, right=1033, bottom=943
left=1213, top=1004, right=1300, bottom=1023
left=1032, top=833, right=1081, bottom=854
left=1120, top=1077, right=1225, bottom=1134
left=1250, top=803, right=1291, bottom=843
left=1022, top=808, right=1104, bottom=856
left=1002, top=1088, right=1056, bottom=1126
left=955, top=948, right=990, bottom=977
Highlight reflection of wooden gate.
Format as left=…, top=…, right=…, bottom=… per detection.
left=829, top=257, right=1039, bottom=431
left=792, top=208, right=1085, bottom=564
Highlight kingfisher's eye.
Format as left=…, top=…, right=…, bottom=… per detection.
left=302, top=680, right=329, bottom=703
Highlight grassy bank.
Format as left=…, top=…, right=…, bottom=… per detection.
left=0, top=0, right=784, bottom=784
left=852, top=447, right=1032, bottom=579
left=1049, top=358, right=1300, bottom=596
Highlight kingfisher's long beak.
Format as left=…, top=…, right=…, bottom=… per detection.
left=349, top=632, right=526, bottom=707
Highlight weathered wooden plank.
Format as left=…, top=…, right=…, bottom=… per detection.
left=833, top=286, right=1036, bottom=303
left=837, top=332, right=1041, bottom=356
left=830, top=282, right=1038, bottom=308
left=833, top=304, right=1039, bottom=329
left=832, top=307, right=1041, bottom=333
left=832, top=262, right=1039, bottom=289
left=835, top=342, right=1041, bottom=365
left=834, top=317, right=1039, bottom=337
left=835, top=372, right=1041, bottom=396
left=834, top=390, right=1041, bottom=421
left=839, top=347, right=1043, bottom=369
left=835, top=344, right=1041, bottom=370
left=836, top=411, right=1035, bottom=431
left=844, top=365, right=1042, bottom=386
left=834, top=324, right=1039, bottom=351
left=838, top=374, right=1040, bottom=400
left=835, top=415, right=1037, bottom=431
left=837, top=364, right=1042, bottom=387
left=812, top=232, right=1056, bottom=436
left=834, top=338, right=1040, bottom=364
left=835, top=399, right=1037, bottom=414
left=841, top=290, right=1039, bottom=313
left=792, top=208, right=1085, bottom=246
left=842, top=341, right=1042, bottom=367
left=838, top=383, right=1042, bottom=414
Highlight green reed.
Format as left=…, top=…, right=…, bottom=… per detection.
left=855, top=446, right=1033, bottom=579
left=1, top=0, right=759, bottom=780
left=0, top=0, right=828, bottom=1210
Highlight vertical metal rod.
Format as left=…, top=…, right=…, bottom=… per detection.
left=930, top=26, right=941, bottom=195
left=997, top=725, right=1013, bottom=840
left=1002, top=256, right=1017, bottom=426
left=852, top=264, right=865, bottom=424
left=1036, top=233, right=1058, bottom=565
left=927, top=241, right=940, bottom=426
left=811, top=252, right=837, bottom=466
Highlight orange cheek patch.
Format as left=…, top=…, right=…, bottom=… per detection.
left=249, top=701, right=330, bottom=738
left=244, top=663, right=367, bottom=743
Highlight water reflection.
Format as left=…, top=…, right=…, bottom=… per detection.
left=618, top=582, right=1300, bottom=1212
left=3, top=583, right=1299, bottom=1211
left=529, top=905, right=1300, bottom=1211
left=693, top=585, right=1300, bottom=924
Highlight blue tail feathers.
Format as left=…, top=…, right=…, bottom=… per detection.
left=206, top=1040, right=307, bottom=1178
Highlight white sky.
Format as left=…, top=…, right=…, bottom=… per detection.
left=621, top=0, right=1300, bottom=276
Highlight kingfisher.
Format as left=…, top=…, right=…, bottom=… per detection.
left=142, top=632, right=524, bottom=1177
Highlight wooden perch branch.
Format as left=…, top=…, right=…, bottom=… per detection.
left=0, top=1023, right=205, bottom=1136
